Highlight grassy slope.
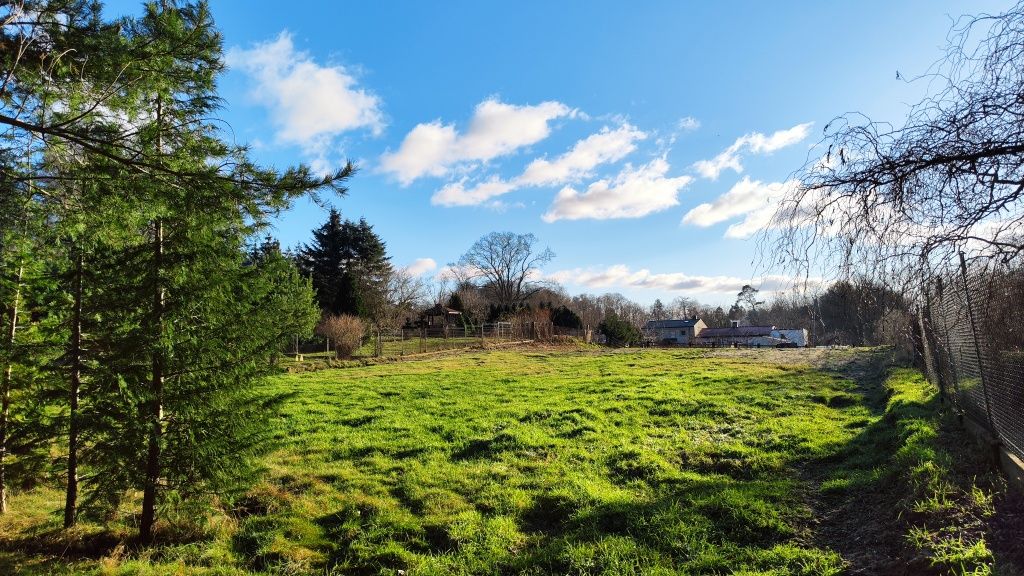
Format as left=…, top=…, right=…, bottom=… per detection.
left=0, top=347, right=1017, bottom=575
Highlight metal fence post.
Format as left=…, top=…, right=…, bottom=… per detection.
left=959, top=252, right=998, bottom=437
left=919, top=284, right=945, bottom=404
left=935, top=276, right=963, bottom=414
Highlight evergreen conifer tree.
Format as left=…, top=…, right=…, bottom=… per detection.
left=299, top=211, right=392, bottom=317
left=1, top=1, right=347, bottom=542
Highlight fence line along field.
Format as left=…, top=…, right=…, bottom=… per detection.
left=1, top=347, right=1021, bottom=575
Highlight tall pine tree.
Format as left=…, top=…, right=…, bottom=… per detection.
left=298, top=210, right=392, bottom=317
left=1, top=1, right=347, bottom=542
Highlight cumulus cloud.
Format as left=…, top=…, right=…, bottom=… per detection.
left=379, top=98, right=575, bottom=185
left=692, top=122, right=813, bottom=180
left=542, top=157, right=693, bottom=222
left=519, top=124, right=646, bottom=186
left=431, top=124, right=646, bottom=207
left=405, top=258, right=437, bottom=276
left=432, top=177, right=516, bottom=207
left=682, top=177, right=799, bottom=239
left=226, top=31, right=383, bottom=169
left=545, top=264, right=819, bottom=295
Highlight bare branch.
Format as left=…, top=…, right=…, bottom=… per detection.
left=767, top=2, right=1024, bottom=288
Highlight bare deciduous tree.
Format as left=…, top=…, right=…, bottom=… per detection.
left=364, top=267, right=426, bottom=356
left=771, top=2, right=1024, bottom=284
left=570, top=294, right=605, bottom=329
left=454, top=284, right=489, bottom=324
left=668, top=296, right=698, bottom=319
left=455, top=232, right=554, bottom=308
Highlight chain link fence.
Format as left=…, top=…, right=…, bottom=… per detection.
left=920, top=253, right=1024, bottom=462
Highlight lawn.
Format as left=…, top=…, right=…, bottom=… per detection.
left=1, top=347, right=1019, bottom=575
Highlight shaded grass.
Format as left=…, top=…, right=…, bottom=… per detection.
left=810, top=368, right=1023, bottom=575
left=0, top=347, right=1018, bottom=574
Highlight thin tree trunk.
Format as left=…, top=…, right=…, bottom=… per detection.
left=140, top=217, right=164, bottom=544
left=64, top=252, right=83, bottom=527
left=0, top=263, right=24, bottom=514
left=140, top=96, right=164, bottom=543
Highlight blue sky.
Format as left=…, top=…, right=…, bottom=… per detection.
left=107, top=1, right=1013, bottom=304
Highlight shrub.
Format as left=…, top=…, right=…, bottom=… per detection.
left=599, top=314, right=641, bottom=346
left=551, top=305, right=583, bottom=329
left=316, top=314, right=365, bottom=358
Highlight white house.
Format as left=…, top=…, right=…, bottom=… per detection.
left=643, top=318, right=707, bottom=344
left=647, top=318, right=811, bottom=347
left=697, top=321, right=809, bottom=347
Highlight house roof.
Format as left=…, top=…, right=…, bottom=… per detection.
left=698, top=325, right=775, bottom=338
left=644, top=318, right=702, bottom=329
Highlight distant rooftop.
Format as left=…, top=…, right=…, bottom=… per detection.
left=421, top=304, right=462, bottom=316
left=699, top=326, right=775, bottom=338
left=644, top=318, right=702, bottom=329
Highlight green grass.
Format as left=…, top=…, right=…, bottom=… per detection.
left=0, top=347, right=1014, bottom=575
left=253, top=348, right=858, bottom=575
left=816, top=368, right=1009, bottom=575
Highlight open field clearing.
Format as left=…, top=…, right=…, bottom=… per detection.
left=1, top=347, right=1021, bottom=575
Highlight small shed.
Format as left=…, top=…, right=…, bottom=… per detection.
left=420, top=304, right=462, bottom=327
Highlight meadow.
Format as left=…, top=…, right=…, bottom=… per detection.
left=1, top=347, right=1019, bottom=575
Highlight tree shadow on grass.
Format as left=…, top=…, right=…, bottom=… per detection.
left=0, top=527, right=122, bottom=571
left=800, top=363, right=1024, bottom=575
left=508, top=473, right=832, bottom=575
left=0, top=518, right=222, bottom=575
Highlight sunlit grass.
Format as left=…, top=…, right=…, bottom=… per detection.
left=0, top=347, right=1007, bottom=575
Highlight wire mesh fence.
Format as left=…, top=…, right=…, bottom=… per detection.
left=287, top=322, right=592, bottom=362
left=920, top=253, right=1024, bottom=462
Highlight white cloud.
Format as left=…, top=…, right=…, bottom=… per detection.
left=692, top=122, right=813, bottom=180
left=226, top=31, right=383, bottom=167
left=379, top=98, right=575, bottom=185
left=519, top=124, right=646, bottom=186
left=682, top=177, right=799, bottom=239
left=432, top=177, right=515, bottom=207
left=431, top=124, right=646, bottom=207
left=542, top=157, right=693, bottom=222
left=744, top=122, right=813, bottom=154
left=692, top=146, right=744, bottom=181
left=405, top=258, right=437, bottom=276
left=545, top=264, right=819, bottom=295
left=677, top=116, right=701, bottom=131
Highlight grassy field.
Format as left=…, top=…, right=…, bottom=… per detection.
left=1, top=347, right=1020, bottom=575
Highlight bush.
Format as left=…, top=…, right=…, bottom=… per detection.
left=316, top=314, right=365, bottom=358
left=599, top=314, right=641, bottom=346
left=551, top=305, right=583, bottom=329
